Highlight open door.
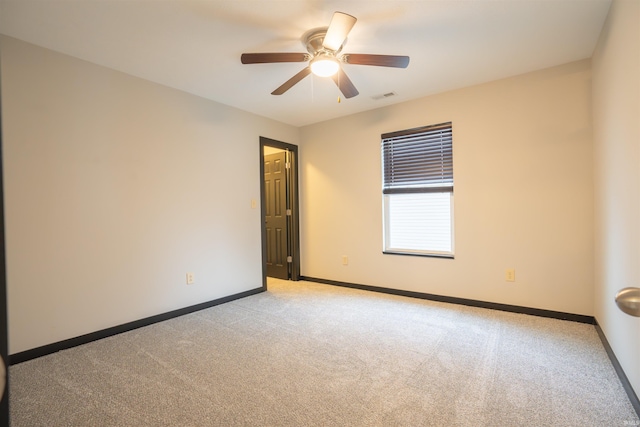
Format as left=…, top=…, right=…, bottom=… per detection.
left=260, top=137, right=300, bottom=284
left=264, top=149, right=289, bottom=279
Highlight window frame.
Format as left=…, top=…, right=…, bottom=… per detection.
left=381, top=122, right=455, bottom=258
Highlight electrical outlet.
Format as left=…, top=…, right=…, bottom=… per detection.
left=505, top=269, right=515, bottom=282
left=342, top=256, right=349, bottom=266
left=186, top=272, right=195, bottom=285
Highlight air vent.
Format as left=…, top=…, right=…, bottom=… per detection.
left=372, top=92, right=397, bottom=100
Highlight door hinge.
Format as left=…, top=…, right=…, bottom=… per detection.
left=287, top=256, right=293, bottom=263
left=286, top=209, right=292, bottom=216
left=285, top=162, right=291, bottom=170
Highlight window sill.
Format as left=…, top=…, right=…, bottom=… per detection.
left=383, top=251, right=454, bottom=259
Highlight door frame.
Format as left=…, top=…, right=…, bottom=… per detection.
left=259, top=137, right=300, bottom=287
left=0, top=57, right=9, bottom=427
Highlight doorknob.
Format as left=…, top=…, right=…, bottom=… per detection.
left=615, top=287, right=640, bottom=317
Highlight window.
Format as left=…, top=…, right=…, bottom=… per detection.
left=382, top=122, right=454, bottom=257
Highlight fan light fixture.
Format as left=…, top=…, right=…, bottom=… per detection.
left=241, top=11, right=410, bottom=98
left=310, top=53, right=339, bottom=77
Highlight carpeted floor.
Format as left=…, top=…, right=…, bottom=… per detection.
left=9, top=279, right=640, bottom=426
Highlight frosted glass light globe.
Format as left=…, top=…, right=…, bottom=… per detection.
left=310, top=54, right=339, bottom=77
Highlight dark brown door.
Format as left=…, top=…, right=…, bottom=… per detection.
left=264, top=151, right=289, bottom=279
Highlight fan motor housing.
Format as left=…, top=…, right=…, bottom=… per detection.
left=302, top=27, right=344, bottom=55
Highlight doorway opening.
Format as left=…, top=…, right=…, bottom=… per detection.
left=259, top=137, right=300, bottom=287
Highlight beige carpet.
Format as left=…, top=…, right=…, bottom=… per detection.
left=9, top=279, right=640, bottom=426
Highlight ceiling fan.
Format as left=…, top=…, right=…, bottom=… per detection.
left=240, top=12, right=410, bottom=99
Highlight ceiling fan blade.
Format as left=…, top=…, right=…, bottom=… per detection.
left=342, top=54, right=410, bottom=68
left=271, top=67, right=312, bottom=95
left=323, top=12, right=357, bottom=51
left=331, top=68, right=359, bottom=99
left=241, top=53, right=309, bottom=64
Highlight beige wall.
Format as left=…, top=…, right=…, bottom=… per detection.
left=592, top=0, right=640, bottom=398
left=0, top=36, right=299, bottom=354
left=300, top=59, right=594, bottom=316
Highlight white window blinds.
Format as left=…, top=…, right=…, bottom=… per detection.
left=382, top=122, right=453, bottom=193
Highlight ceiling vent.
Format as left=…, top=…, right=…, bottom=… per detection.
left=372, top=92, right=397, bottom=100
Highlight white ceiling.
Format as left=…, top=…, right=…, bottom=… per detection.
left=0, top=0, right=611, bottom=127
